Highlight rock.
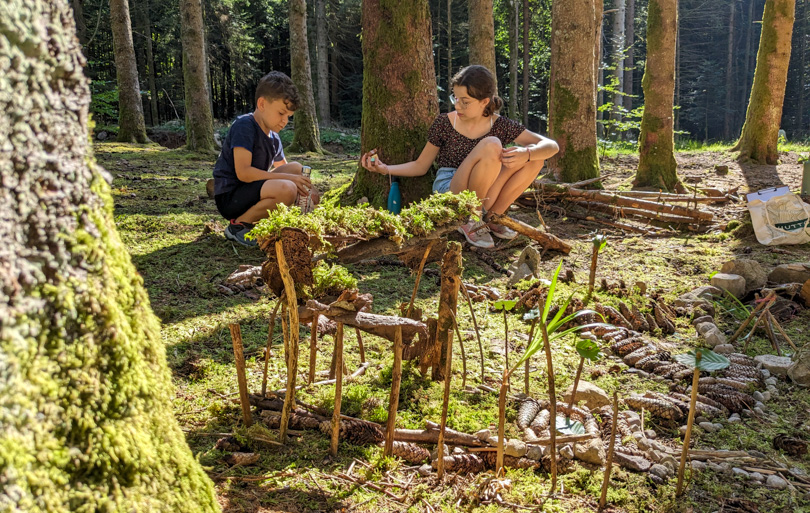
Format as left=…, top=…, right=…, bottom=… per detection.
left=720, top=259, right=767, bottom=292
left=507, top=246, right=541, bottom=287
left=732, top=467, right=750, bottom=479
left=526, top=444, right=546, bottom=461
left=753, top=391, right=765, bottom=402
left=707, top=462, right=724, bottom=472
left=695, top=322, right=717, bottom=336
left=562, top=381, right=610, bottom=409
left=430, top=444, right=450, bottom=461
left=742, top=409, right=754, bottom=418
left=699, top=422, right=718, bottom=433
left=703, top=327, right=727, bottom=347
left=728, top=413, right=741, bottom=423
left=559, top=444, right=574, bottom=460
left=627, top=368, right=651, bottom=379
left=692, top=315, right=714, bottom=326
left=679, top=425, right=689, bottom=436
left=650, top=464, right=672, bottom=480
left=660, top=454, right=678, bottom=472
left=712, top=423, right=723, bottom=431
left=766, top=475, right=789, bottom=489
left=636, top=437, right=651, bottom=451
left=765, top=377, right=778, bottom=386
left=674, top=286, right=722, bottom=312
left=761, top=368, right=771, bottom=379
left=453, top=446, right=465, bottom=455
left=755, top=355, right=793, bottom=377
left=788, top=353, right=810, bottom=386
left=714, top=344, right=735, bottom=354
left=486, top=436, right=499, bottom=447
left=475, top=429, right=491, bottom=441
left=768, top=262, right=810, bottom=285
left=749, top=472, right=765, bottom=482
left=505, top=439, right=527, bottom=458
left=762, top=391, right=771, bottom=401
left=624, top=411, right=642, bottom=432
left=691, top=460, right=707, bottom=472
left=754, top=407, right=765, bottom=416
left=696, top=416, right=708, bottom=425
left=767, top=385, right=778, bottom=397
left=644, top=429, right=657, bottom=440
left=711, top=273, right=746, bottom=298
left=574, top=439, right=605, bottom=466
left=418, top=464, right=433, bottom=476
left=612, top=451, right=652, bottom=472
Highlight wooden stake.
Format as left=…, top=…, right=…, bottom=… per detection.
left=525, top=320, right=537, bottom=394
left=330, top=323, right=344, bottom=457
left=229, top=323, right=252, bottom=427
left=406, top=240, right=435, bottom=318
left=436, top=318, right=454, bottom=478
left=566, top=357, right=585, bottom=412
left=449, top=310, right=467, bottom=390
left=262, top=298, right=283, bottom=397
left=384, top=326, right=403, bottom=457
left=599, top=391, right=619, bottom=510
left=502, top=308, right=510, bottom=389
left=677, top=361, right=702, bottom=495
left=276, top=240, right=299, bottom=443
left=308, top=313, right=319, bottom=384
left=355, top=327, right=366, bottom=364
left=540, top=321, right=558, bottom=495
left=496, top=378, right=508, bottom=475
left=768, top=311, right=798, bottom=351
left=743, top=295, right=776, bottom=352
left=729, top=291, right=774, bottom=345
left=433, top=242, right=462, bottom=381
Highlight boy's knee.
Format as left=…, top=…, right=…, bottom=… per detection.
left=286, top=161, right=303, bottom=174
left=280, top=180, right=298, bottom=203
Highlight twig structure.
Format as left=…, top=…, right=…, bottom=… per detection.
left=229, top=323, right=253, bottom=427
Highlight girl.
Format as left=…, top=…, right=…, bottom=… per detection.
left=360, top=65, right=559, bottom=249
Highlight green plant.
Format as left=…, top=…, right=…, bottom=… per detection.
left=587, top=232, right=608, bottom=300
left=493, top=299, right=518, bottom=384
left=565, top=338, right=603, bottom=414
left=311, top=261, right=358, bottom=298
left=713, top=293, right=752, bottom=323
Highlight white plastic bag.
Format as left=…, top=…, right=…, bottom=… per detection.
left=747, top=187, right=810, bottom=245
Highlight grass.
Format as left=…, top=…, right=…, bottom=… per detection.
left=98, top=141, right=810, bottom=512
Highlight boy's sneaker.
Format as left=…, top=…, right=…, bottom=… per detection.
left=488, top=222, right=518, bottom=240
left=225, top=220, right=257, bottom=247
left=458, top=219, right=495, bottom=249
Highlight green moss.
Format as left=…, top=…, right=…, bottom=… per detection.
left=551, top=84, right=600, bottom=182
left=312, top=261, right=358, bottom=297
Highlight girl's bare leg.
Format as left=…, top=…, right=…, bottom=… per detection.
left=484, top=159, right=545, bottom=214
left=449, top=137, right=503, bottom=202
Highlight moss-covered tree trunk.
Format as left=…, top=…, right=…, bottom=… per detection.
left=0, top=1, right=220, bottom=511
left=315, top=0, right=330, bottom=125
left=469, top=0, right=497, bottom=90
left=733, top=0, right=795, bottom=164
left=635, top=0, right=679, bottom=191
left=288, top=0, right=323, bottom=154
left=110, top=0, right=149, bottom=143
left=548, top=0, right=600, bottom=182
left=344, top=0, right=439, bottom=207
left=180, top=0, right=216, bottom=152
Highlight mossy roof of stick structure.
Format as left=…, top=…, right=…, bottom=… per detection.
left=249, top=190, right=481, bottom=251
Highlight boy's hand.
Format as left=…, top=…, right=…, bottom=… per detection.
left=501, top=146, right=530, bottom=170
left=360, top=149, right=390, bottom=175
left=286, top=174, right=311, bottom=196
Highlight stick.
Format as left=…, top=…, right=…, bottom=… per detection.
left=262, top=298, right=283, bottom=397
left=449, top=310, right=467, bottom=390
left=330, top=323, right=344, bottom=457
left=677, top=363, right=702, bottom=496
left=566, top=357, right=585, bottom=412
left=461, top=283, right=486, bottom=384
left=764, top=313, right=781, bottom=356
left=525, top=320, right=537, bottom=394
left=384, top=326, right=403, bottom=457
left=742, top=295, right=776, bottom=353
left=436, top=316, right=454, bottom=479
left=276, top=240, right=300, bottom=443
left=729, top=291, right=774, bottom=345
left=433, top=242, right=462, bottom=380
left=540, top=321, right=557, bottom=494
left=529, top=433, right=597, bottom=446
left=355, top=328, right=366, bottom=364
left=503, top=308, right=510, bottom=389
left=407, top=240, right=435, bottom=318
left=599, top=391, right=619, bottom=510
left=768, top=311, right=799, bottom=351
left=308, top=313, right=319, bottom=384
left=485, top=212, right=572, bottom=254
left=229, top=323, right=253, bottom=427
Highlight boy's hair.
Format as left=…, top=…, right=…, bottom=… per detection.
left=255, top=71, right=300, bottom=110
left=451, top=65, right=503, bottom=117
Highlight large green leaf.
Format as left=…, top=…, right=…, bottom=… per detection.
left=575, top=339, right=602, bottom=362
left=556, top=415, right=585, bottom=435
left=673, top=349, right=730, bottom=372
left=493, top=299, right=517, bottom=312
left=542, top=260, right=564, bottom=323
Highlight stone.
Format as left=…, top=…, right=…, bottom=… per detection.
left=430, top=444, right=450, bottom=461
left=674, top=286, right=722, bottom=313
left=507, top=246, right=542, bottom=287
left=650, top=464, right=672, bottom=480
left=788, top=354, right=810, bottom=386
left=703, top=327, right=727, bottom=348
left=761, top=369, right=771, bottom=379
left=636, top=437, right=651, bottom=451
left=691, top=460, right=707, bottom=472
left=486, top=436, right=499, bottom=446
left=505, top=439, right=527, bottom=458
left=742, top=409, right=754, bottom=418
left=526, top=444, right=546, bottom=461
left=574, top=439, right=605, bottom=465
left=453, top=447, right=465, bottom=455
left=562, top=381, right=611, bottom=410
left=765, top=377, right=778, bottom=386
left=762, top=391, right=771, bottom=401
left=692, top=315, right=714, bottom=326
left=559, top=444, right=574, bottom=460
left=755, top=355, right=793, bottom=377
left=418, top=464, right=433, bottom=476
left=679, top=425, right=689, bottom=436
left=732, top=467, right=750, bottom=479
left=695, top=322, right=717, bottom=336
left=728, top=413, right=741, bottom=423
left=714, top=344, right=735, bottom=354
left=624, top=411, right=642, bottom=431
left=707, top=462, right=724, bottom=472
left=696, top=416, right=708, bottom=425
left=699, top=422, right=718, bottom=433
left=753, top=391, right=765, bottom=402
left=660, top=454, right=678, bottom=471
left=767, top=385, right=778, bottom=397
left=754, top=407, right=765, bottom=416
left=712, top=423, right=723, bottom=431
left=711, top=273, right=746, bottom=298
left=766, top=475, right=789, bottom=489
left=768, top=262, right=810, bottom=285
left=475, top=429, right=491, bottom=441
left=612, top=451, right=652, bottom=472
left=754, top=401, right=766, bottom=410
left=721, top=259, right=767, bottom=291
left=749, top=472, right=765, bottom=482
left=644, top=429, right=657, bottom=440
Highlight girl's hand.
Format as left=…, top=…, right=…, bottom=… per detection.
left=501, top=146, right=530, bottom=170
left=360, top=149, right=390, bottom=175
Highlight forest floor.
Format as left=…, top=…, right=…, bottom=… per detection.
left=98, top=140, right=810, bottom=513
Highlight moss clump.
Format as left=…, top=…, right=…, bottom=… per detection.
left=724, top=220, right=742, bottom=232
left=312, top=261, right=358, bottom=298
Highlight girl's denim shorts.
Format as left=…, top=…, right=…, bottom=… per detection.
left=432, top=167, right=457, bottom=193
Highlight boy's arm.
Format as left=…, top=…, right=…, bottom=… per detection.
left=234, top=147, right=310, bottom=194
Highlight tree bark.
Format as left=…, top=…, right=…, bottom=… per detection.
left=724, top=0, right=737, bottom=140
left=288, top=0, right=323, bottom=153
left=523, top=0, right=530, bottom=126
left=344, top=0, right=439, bottom=207
left=612, top=0, right=626, bottom=123
left=734, top=0, right=795, bottom=164
left=448, top=0, right=453, bottom=101
left=623, top=0, right=635, bottom=113
left=71, top=0, right=88, bottom=47
left=548, top=0, right=601, bottom=182
left=111, top=0, right=149, bottom=143
left=432, top=242, right=462, bottom=381
left=636, top=0, right=679, bottom=190
left=137, top=0, right=160, bottom=126
left=468, top=0, right=497, bottom=91
left=315, top=0, right=330, bottom=125
left=0, top=1, right=219, bottom=509
left=800, top=0, right=807, bottom=131
left=180, top=0, right=216, bottom=152
left=509, top=0, right=519, bottom=119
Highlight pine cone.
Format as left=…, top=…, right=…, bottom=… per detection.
left=672, top=367, right=696, bottom=382
left=618, top=301, right=635, bottom=326
left=392, top=441, right=430, bottom=464
left=645, top=392, right=690, bottom=413
left=773, top=434, right=808, bottom=457
left=668, top=392, right=725, bottom=418
left=645, top=312, right=660, bottom=333
left=517, top=399, right=541, bottom=429
left=727, top=353, right=758, bottom=368
left=625, top=394, right=683, bottom=420
left=723, top=364, right=762, bottom=381
left=636, top=351, right=672, bottom=372
left=318, top=418, right=385, bottom=446
left=653, top=303, right=676, bottom=334
left=433, top=453, right=488, bottom=473
left=262, top=411, right=322, bottom=431
left=530, top=409, right=551, bottom=432
left=611, top=337, right=645, bottom=357
left=651, top=362, right=688, bottom=379
left=632, top=305, right=650, bottom=332
left=698, top=384, right=755, bottom=413
left=602, top=306, right=633, bottom=329
left=623, top=345, right=657, bottom=366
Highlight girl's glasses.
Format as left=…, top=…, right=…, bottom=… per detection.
left=449, top=94, right=474, bottom=109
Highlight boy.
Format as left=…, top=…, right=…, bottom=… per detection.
left=213, top=71, right=311, bottom=247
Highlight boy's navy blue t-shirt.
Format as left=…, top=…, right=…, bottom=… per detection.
left=213, top=113, right=286, bottom=196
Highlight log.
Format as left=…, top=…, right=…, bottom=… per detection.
left=384, top=327, right=403, bottom=457
left=485, top=213, right=572, bottom=254
left=276, top=240, right=300, bottom=443
left=433, top=242, right=462, bottom=381
left=332, top=223, right=462, bottom=264
left=568, top=199, right=714, bottom=225
left=580, top=189, right=730, bottom=203
left=229, top=324, right=253, bottom=427
left=436, top=308, right=455, bottom=478
left=565, top=211, right=670, bottom=236
left=298, top=301, right=427, bottom=344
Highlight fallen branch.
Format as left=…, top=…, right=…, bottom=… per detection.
left=485, top=213, right=571, bottom=254
left=332, top=224, right=462, bottom=265
left=298, top=300, right=427, bottom=344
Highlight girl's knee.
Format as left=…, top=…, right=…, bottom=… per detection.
left=479, top=137, right=502, bottom=159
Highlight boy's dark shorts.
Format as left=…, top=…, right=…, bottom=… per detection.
left=215, top=180, right=267, bottom=220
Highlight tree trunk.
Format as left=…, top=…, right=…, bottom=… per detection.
left=111, top=0, right=149, bottom=143
left=612, top=0, right=626, bottom=123
left=331, top=44, right=339, bottom=124
left=72, top=0, right=88, bottom=47
left=180, top=0, right=216, bottom=152
left=0, top=1, right=219, bottom=510
left=734, top=0, right=795, bottom=164
left=523, top=0, right=530, bottom=126
left=135, top=0, right=159, bottom=126
left=800, top=0, right=807, bottom=131
left=724, top=0, right=737, bottom=140
left=469, top=0, right=497, bottom=90
left=448, top=0, right=453, bottom=102
left=509, top=0, right=519, bottom=118
left=548, top=0, right=601, bottom=182
left=344, top=0, right=439, bottom=207
left=288, top=0, right=323, bottom=154
left=596, top=0, right=605, bottom=138
left=743, top=0, right=756, bottom=121
left=623, top=0, right=635, bottom=113
left=636, top=0, right=679, bottom=190
left=315, top=0, right=330, bottom=125
left=675, top=14, right=680, bottom=132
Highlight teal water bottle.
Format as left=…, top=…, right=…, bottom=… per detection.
left=387, top=176, right=402, bottom=214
